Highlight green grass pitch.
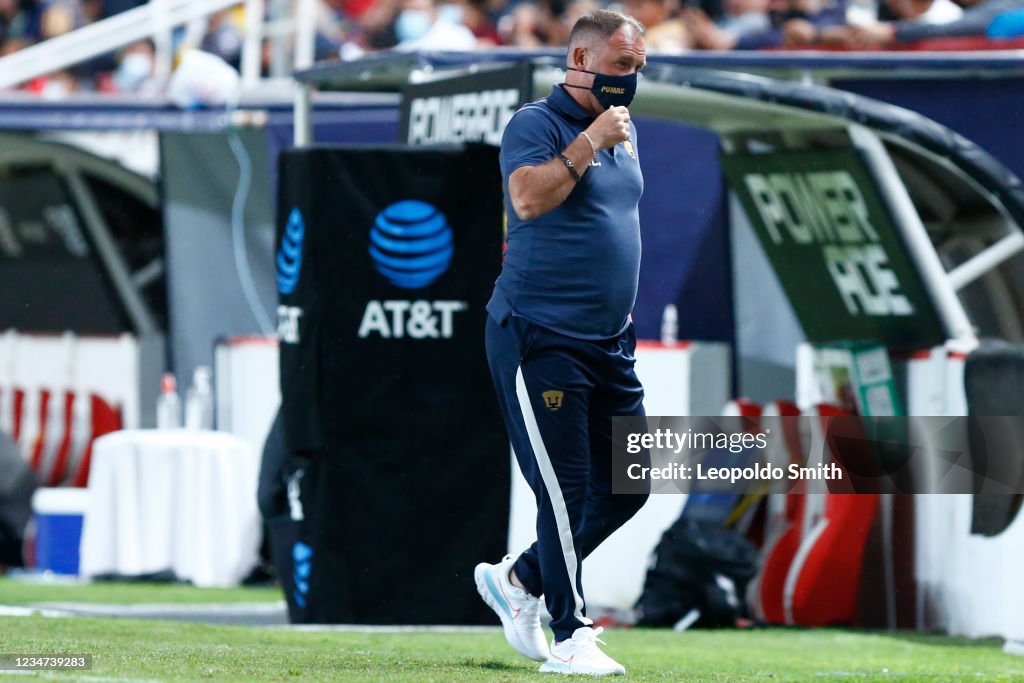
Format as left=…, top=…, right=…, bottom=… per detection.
left=1, top=578, right=1022, bottom=682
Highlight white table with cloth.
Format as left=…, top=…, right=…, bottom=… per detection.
left=79, top=429, right=262, bottom=587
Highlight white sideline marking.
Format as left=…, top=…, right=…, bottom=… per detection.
left=812, top=672, right=992, bottom=678
left=272, top=625, right=502, bottom=633
left=1, top=602, right=501, bottom=632
left=0, top=674, right=162, bottom=683
left=0, top=606, right=74, bottom=618
left=27, top=602, right=286, bottom=616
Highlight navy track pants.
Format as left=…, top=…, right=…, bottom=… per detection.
left=485, top=313, right=650, bottom=642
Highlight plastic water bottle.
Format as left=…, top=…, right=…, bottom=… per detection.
left=184, top=366, right=214, bottom=431
left=156, top=373, right=181, bottom=429
left=661, top=304, right=678, bottom=346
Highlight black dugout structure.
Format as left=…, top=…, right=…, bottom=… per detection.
left=274, top=144, right=508, bottom=624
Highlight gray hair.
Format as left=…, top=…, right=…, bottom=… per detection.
left=568, top=9, right=645, bottom=49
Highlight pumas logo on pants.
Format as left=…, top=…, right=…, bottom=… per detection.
left=542, top=390, right=564, bottom=411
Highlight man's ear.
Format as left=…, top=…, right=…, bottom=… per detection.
left=571, top=45, right=588, bottom=69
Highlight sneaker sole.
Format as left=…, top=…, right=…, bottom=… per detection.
left=474, top=562, right=548, bottom=662
left=538, top=661, right=625, bottom=676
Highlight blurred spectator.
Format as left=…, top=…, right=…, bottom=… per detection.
left=312, top=0, right=355, bottom=58
left=549, top=0, right=588, bottom=42
left=766, top=0, right=849, bottom=47
left=565, top=0, right=600, bottom=25
left=329, top=0, right=378, bottom=23
left=683, top=0, right=774, bottom=48
left=623, top=0, right=694, bottom=52
left=885, top=0, right=963, bottom=23
left=39, top=0, right=88, bottom=41
left=101, top=0, right=145, bottom=19
left=1, top=0, right=40, bottom=50
left=847, top=0, right=1020, bottom=44
left=720, top=0, right=774, bottom=32
left=462, top=0, right=503, bottom=44
left=359, top=0, right=402, bottom=47
left=110, top=39, right=161, bottom=95
left=498, top=0, right=581, bottom=46
left=498, top=2, right=546, bottom=46
left=1, top=0, right=1018, bottom=93
left=25, top=68, right=80, bottom=97
left=201, top=9, right=244, bottom=67
left=0, top=35, right=28, bottom=56
left=393, top=0, right=477, bottom=49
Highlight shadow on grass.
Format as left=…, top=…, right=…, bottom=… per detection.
left=461, top=658, right=524, bottom=671
left=883, top=632, right=1009, bottom=651
left=787, top=627, right=1012, bottom=652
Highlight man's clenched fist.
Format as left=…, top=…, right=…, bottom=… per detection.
left=585, top=106, right=631, bottom=150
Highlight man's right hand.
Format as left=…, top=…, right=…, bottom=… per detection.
left=586, top=106, right=631, bottom=150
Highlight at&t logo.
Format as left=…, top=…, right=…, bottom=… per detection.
left=277, top=208, right=305, bottom=295
left=369, top=200, right=453, bottom=289
left=360, top=200, right=467, bottom=339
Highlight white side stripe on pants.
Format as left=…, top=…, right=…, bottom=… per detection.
left=515, top=365, right=585, bottom=623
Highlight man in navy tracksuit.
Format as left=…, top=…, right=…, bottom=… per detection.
left=474, top=9, right=650, bottom=677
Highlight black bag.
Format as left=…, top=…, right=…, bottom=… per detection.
left=635, top=517, right=757, bottom=629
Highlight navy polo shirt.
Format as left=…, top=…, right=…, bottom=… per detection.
left=487, top=84, right=644, bottom=340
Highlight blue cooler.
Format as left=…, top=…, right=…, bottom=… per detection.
left=31, top=488, right=90, bottom=575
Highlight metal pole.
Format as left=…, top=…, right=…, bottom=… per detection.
left=293, top=83, right=312, bottom=147
left=848, top=124, right=977, bottom=343
left=295, top=0, right=317, bottom=71
left=242, top=0, right=265, bottom=90
left=61, top=166, right=158, bottom=336
left=947, top=231, right=1024, bottom=291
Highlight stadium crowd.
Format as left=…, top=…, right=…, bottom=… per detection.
left=2, top=0, right=1024, bottom=94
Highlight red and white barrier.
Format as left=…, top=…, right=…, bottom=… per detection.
left=783, top=405, right=879, bottom=626
left=748, top=400, right=803, bottom=624
left=0, top=331, right=133, bottom=486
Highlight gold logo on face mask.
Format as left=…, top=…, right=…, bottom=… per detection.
left=623, top=140, right=636, bottom=158
left=600, top=86, right=625, bottom=95
left=542, top=390, right=564, bottom=411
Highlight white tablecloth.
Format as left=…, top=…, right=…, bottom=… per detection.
left=79, top=429, right=261, bottom=587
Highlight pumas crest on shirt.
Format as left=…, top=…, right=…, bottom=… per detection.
left=623, top=140, right=636, bottom=158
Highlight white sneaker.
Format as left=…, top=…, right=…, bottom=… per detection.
left=538, top=626, right=625, bottom=676
left=475, top=555, right=550, bottom=662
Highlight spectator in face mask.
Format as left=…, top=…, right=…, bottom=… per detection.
left=112, top=40, right=160, bottom=95
left=393, top=0, right=478, bottom=50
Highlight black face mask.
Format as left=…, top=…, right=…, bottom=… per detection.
left=564, top=67, right=639, bottom=109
